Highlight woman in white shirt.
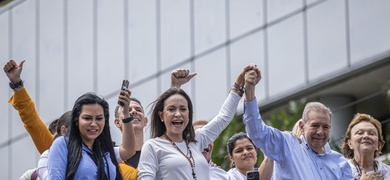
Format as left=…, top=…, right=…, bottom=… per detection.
left=138, top=64, right=258, bottom=180
left=227, top=132, right=258, bottom=180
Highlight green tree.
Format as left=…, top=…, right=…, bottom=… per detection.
left=382, top=80, right=390, bottom=165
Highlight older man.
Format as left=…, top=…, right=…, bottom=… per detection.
left=242, top=66, right=353, bottom=179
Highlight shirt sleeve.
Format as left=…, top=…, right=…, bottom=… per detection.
left=243, top=97, right=291, bottom=162
left=8, top=88, right=54, bottom=154
left=37, top=150, right=49, bottom=180
left=137, top=141, right=157, bottom=180
left=113, top=146, right=123, bottom=162
left=119, top=162, right=138, bottom=180
left=19, top=168, right=36, bottom=180
left=48, top=136, right=68, bottom=179
left=195, top=92, right=241, bottom=150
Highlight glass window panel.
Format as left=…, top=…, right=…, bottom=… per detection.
left=0, top=147, right=9, bottom=179
left=12, top=139, right=39, bottom=179
left=11, top=1, right=38, bottom=144
left=268, top=13, right=305, bottom=97
left=307, top=0, right=348, bottom=80
left=128, top=0, right=158, bottom=83
left=194, top=0, right=225, bottom=54
left=0, top=12, right=8, bottom=59
left=0, top=12, right=10, bottom=146
left=267, top=0, right=303, bottom=23
left=230, top=0, right=264, bottom=39
left=160, top=0, right=191, bottom=70
left=97, top=1, right=125, bottom=95
left=67, top=0, right=94, bottom=101
left=230, top=31, right=266, bottom=112
left=39, top=0, right=66, bottom=119
left=306, top=0, right=322, bottom=6
left=349, top=0, right=390, bottom=63
left=194, top=49, right=227, bottom=121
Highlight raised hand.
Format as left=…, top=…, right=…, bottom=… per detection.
left=118, top=89, right=132, bottom=119
left=243, top=65, right=261, bottom=102
left=3, top=59, right=25, bottom=83
left=170, top=68, right=197, bottom=88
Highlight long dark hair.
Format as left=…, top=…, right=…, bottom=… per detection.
left=150, top=87, right=196, bottom=143
left=65, top=92, right=122, bottom=180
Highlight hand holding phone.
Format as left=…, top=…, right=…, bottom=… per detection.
left=246, top=170, right=260, bottom=180
left=118, top=80, right=129, bottom=106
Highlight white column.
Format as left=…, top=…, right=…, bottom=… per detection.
left=319, top=96, right=354, bottom=145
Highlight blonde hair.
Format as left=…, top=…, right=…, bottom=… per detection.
left=291, top=119, right=302, bottom=137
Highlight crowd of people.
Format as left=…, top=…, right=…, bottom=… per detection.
left=4, top=59, right=390, bottom=180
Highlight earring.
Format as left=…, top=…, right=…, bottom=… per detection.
left=232, top=162, right=235, bottom=167
left=161, top=119, right=164, bottom=122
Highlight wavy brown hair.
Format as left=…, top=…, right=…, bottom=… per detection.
left=340, top=113, right=385, bottom=159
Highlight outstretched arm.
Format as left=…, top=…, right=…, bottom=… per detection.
left=118, top=89, right=136, bottom=161
left=4, top=60, right=54, bottom=154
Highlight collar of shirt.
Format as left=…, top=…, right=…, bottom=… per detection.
left=300, top=135, right=331, bottom=156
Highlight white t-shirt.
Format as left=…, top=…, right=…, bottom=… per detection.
left=209, top=162, right=230, bottom=180
left=227, top=168, right=246, bottom=180
left=138, top=92, right=241, bottom=180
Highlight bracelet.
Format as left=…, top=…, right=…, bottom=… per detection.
left=232, top=82, right=244, bottom=96
left=122, top=115, right=134, bottom=123
left=9, top=80, right=24, bottom=90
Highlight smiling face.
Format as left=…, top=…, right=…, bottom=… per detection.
left=116, top=101, right=148, bottom=131
left=229, top=138, right=257, bottom=174
left=301, top=111, right=331, bottom=153
left=78, top=103, right=105, bottom=149
left=348, top=121, right=379, bottom=156
left=129, top=101, right=148, bottom=130
left=159, top=94, right=189, bottom=140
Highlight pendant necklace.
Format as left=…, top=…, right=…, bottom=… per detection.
left=164, top=134, right=197, bottom=180
left=352, top=158, right=378, bottom=179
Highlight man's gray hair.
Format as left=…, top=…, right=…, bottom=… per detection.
left=302, top=102, right=332, bottom=123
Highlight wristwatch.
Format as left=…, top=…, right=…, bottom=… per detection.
left=122, top=115, right=134, bottom=123
left=9, top=80, right=24, bottom=90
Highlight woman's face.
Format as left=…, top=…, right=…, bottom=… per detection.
left=78, top=103, right=105, bottom=148
left=159, top=94, right=189, bottom=138
left=229, top=138, right=257, bottom=172
left=348, top=121, right=379, bottom=155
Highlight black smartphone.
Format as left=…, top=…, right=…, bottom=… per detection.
left=246, top=170, right=260, bottom=180
left=118, top=80, right=129, bottom=106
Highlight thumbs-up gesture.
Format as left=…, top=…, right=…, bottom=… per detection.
left=3, top=59, right=25, bottom=83
left=170, top=68, right=197, bottom=89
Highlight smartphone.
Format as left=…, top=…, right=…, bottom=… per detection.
left=246, top=170, right=260, bottom=180
left=118, top=80, right=129, bottom=106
